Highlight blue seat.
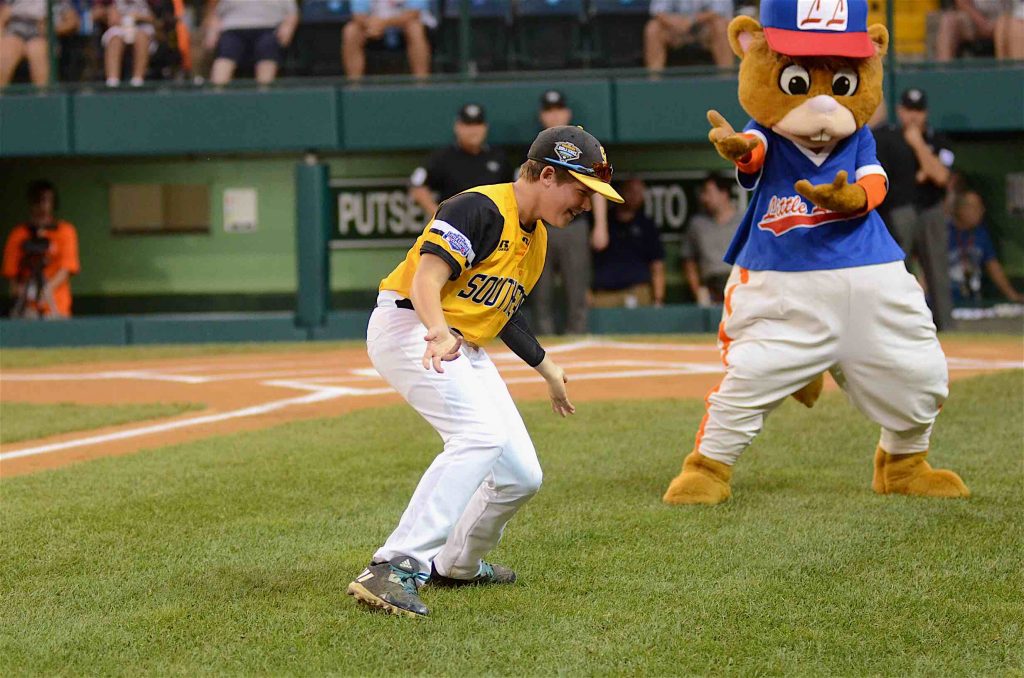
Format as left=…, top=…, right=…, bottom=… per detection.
left=442, top=0, right=511, bottom=19
left=587, top=0, right=652, bottom=68
left=589, top=0, right=651, bottom=15
left=437, top=0, right=513, bottom=72
left=300, top=0, right=353, bottom=24
left=512, top=0, right=587, bottom=70
left=516, top=0, right=586, bottom=16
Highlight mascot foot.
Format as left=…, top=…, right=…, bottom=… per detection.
left=663, top=451, right=733, bottom=505
left=791, top=373, right=824, bottom=408
left=871, top=447, right=969, bottom=498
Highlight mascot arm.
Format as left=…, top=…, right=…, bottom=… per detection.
left=707, top=109, right=762, bottom=165
left=794, top=170, right=887, bottom=214
left=734, top=134, right=766, bottom=173
left=857, top=174, right=887, bottom=213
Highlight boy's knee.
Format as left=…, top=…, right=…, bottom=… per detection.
left=517, top=466, right=543, bottom=497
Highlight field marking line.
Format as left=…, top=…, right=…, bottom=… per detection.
left=945, top=357, right=1023, bottom=370
left=0, top=367, right=347, bottom=384
left=2, top=342, right=1018, bottom=463
left=0, top=384, right=393, bottom=462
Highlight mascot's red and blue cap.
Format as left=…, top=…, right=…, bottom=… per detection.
left=761, top=0, right=875, bottom=58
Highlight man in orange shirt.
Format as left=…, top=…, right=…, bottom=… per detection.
left=2, top=180, right=80, bottom=318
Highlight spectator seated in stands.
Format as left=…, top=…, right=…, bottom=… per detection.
left=590, top=177, right=666, bottom=308
left=682, top=174, right=741, bottom=305
left=95, top=0, right=158, bottom=86
left=0, top=0, right=80, bottom=87
left=994, top=0, right=1024, bottom=60
left=2, top=180, right=80, bottom=319
left=644, top=0, right=733, bottom=71
left=935, top=0, right=1003, bottom=61
left=342, top=0, right=434, bottom=80
left=204, top=0, right=298, bottom=86
left=947, top=189, right=1023, bottom=305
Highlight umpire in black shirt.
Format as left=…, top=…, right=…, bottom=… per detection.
left=874, top=87, right=956, bottom=330
left=409, top=103, right=512, bottom=216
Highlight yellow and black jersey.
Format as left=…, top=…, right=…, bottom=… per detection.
left=379, top=183, right=547, bottom=346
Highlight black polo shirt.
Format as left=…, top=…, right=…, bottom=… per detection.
left=874, top=123, right=955, bottom=211
left=409, top=144, right=512, bottom=203
left=591, top=212, right=665, bottom=292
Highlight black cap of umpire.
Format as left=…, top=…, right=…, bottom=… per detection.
left=540, top=89, right=567, bottom=110
left=457, top=103, right=486, bottom=124
left=899, top=87, right=927, bottom=111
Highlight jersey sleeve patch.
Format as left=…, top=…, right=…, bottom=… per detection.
left=427, top=219, right=477, bottom=266
left=431, top=191, right=504, bottom=268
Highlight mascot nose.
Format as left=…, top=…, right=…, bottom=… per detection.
left=807, top=95, right=839, bottom=114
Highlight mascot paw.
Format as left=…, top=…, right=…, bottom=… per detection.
left=707, top=110, right=760, bottom=162
left=790, top=374, right=824, bottom=408
left=663, top=450, right=733, bottom=505
left=794, top=171, right=867, bottom=214
left=871, top=447, right=970, bottom=498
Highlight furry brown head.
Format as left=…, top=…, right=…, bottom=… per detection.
left=728, top=15, right=888, bottom=152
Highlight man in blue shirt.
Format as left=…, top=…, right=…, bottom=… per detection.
left=591, top=177, right=666, bottom=308
left=948, top=189, right=1022, bottom=304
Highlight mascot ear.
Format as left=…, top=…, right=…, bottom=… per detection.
left=868, top=24, right=890, bottom=57
left=727, top=16, right=763, bottom=59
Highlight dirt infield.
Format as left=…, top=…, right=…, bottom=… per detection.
left=1, top=337, right=1020, bottom=478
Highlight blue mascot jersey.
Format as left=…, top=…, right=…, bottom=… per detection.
left=724, top=121, right=905, bottom=272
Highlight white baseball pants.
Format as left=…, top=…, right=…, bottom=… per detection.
left=366, top=297, right=543, bottom=579
left=698, top=261, right=949, bottom=464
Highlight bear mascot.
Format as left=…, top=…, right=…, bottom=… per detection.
left=663, top=0, right=970, bottom=505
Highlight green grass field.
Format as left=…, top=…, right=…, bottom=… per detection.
left=0, top=402, right=202, bottom=445
left=1, top=371, right=1021, bottom=676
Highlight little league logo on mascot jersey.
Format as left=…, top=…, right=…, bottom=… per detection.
left=757, top=194, right=850, bottom=236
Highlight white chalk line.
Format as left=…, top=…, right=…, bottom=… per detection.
left=2, top=340, right=1019, bottom=463
left=0, top=389, right=345, bottom=461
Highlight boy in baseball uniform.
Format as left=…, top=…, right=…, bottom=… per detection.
left=348, top=127, right=623, bottom=618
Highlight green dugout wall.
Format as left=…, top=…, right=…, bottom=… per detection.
left=1, top=67, right=1022, bottom=316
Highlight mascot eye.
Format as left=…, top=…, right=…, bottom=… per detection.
left=779, top=65, right=810, bottom=95
left=832, top=69, right=859, bottom=96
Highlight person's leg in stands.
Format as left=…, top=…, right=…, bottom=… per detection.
left=25, top=35, right=50, bottom=85
left=342, top=20, right=367, bottom=79
left=701, top=14, right=732, bottom=67
left=210, top=29, right=243, bottom=85
left=644, top=13, right=688, bottom=72
left=104, top=30, right=125, bottom=85
left=936, top=10, right=976, bottom=61
left=254, top=29, right=282, bottom=84
left=130, top=28, right=151, bottom=86
left=402, top=16, right=430, bottom=79
left=995, top=11, right=1024, bottom=59
left=643, top=18, right=669, bottom=71
left=0, top=33, right=27, bottom=85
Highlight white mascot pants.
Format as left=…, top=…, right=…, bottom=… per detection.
left=698, top=261, right=949, bottom=464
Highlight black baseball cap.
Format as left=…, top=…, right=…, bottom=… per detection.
left=527, top=126, right=623, bottom=203
left=540, top=89, right=567, bottom=110
left=457, top=103, right=486, bottom=124
left=900, top=87, right=927, bottom=111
